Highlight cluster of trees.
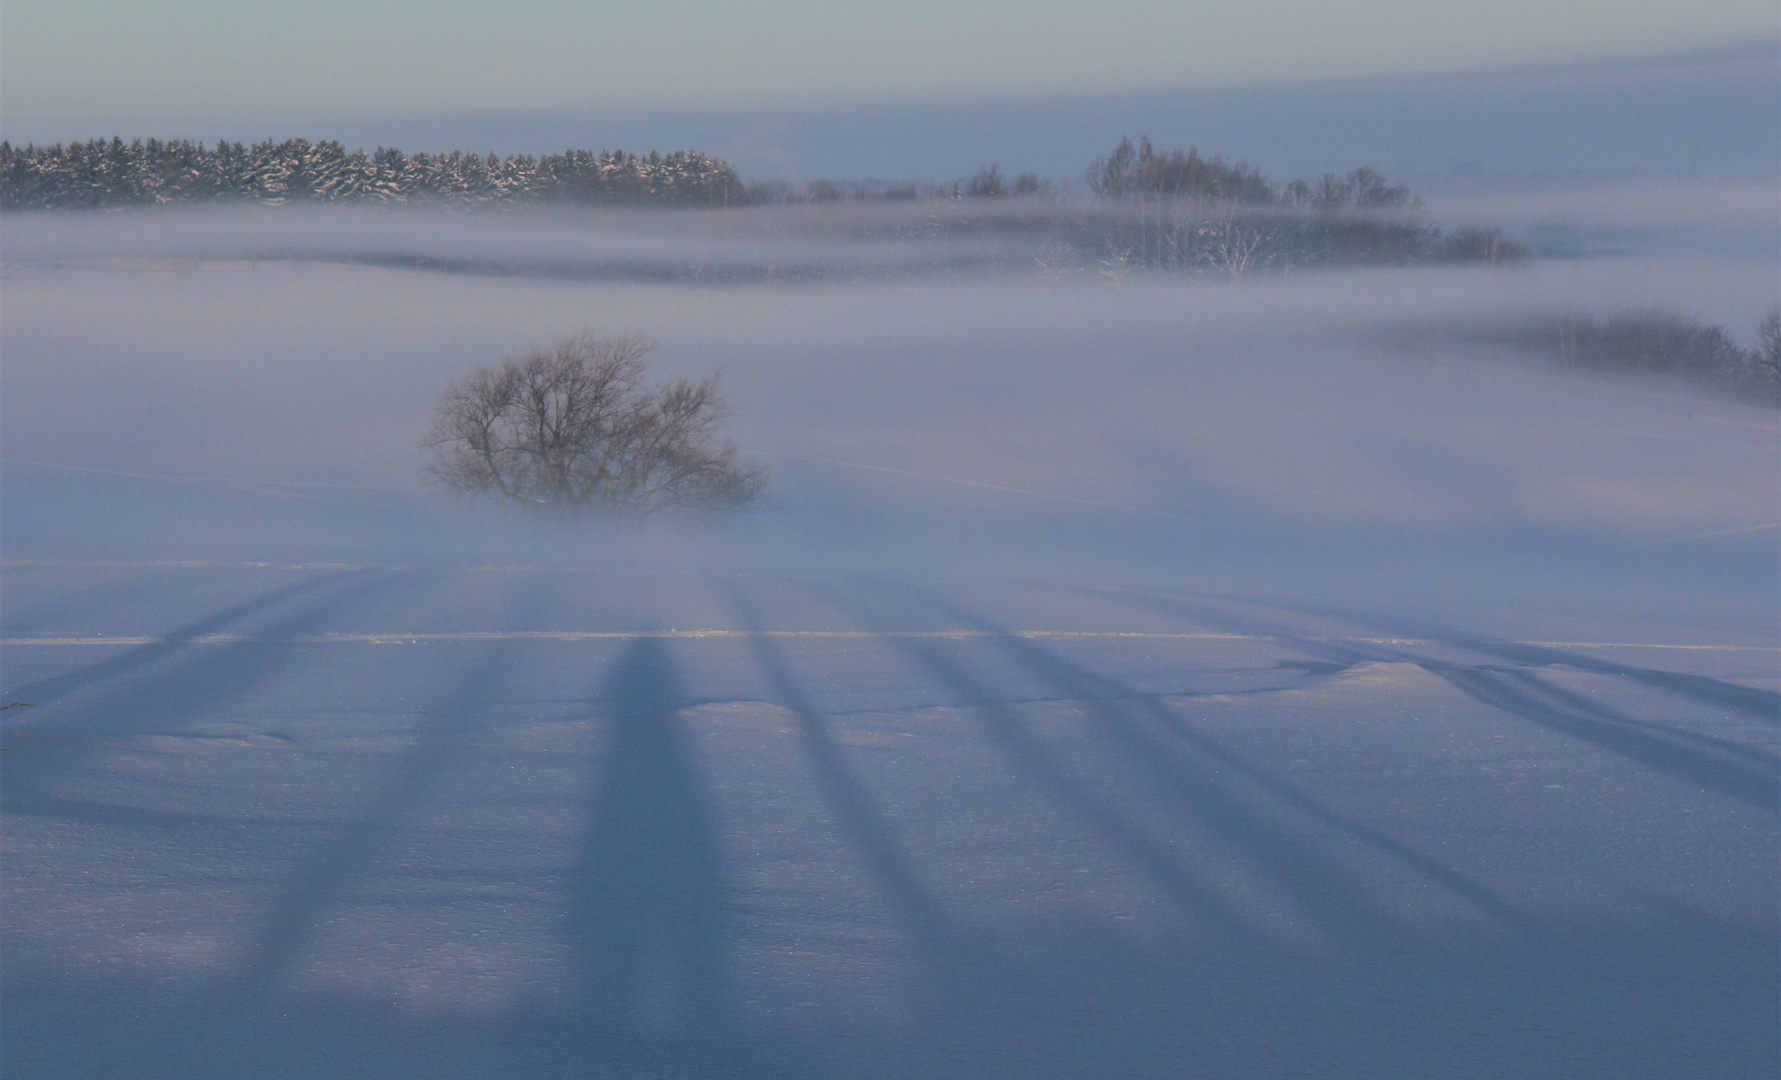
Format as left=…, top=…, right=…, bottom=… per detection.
left=1086, top=138, right=1275, bottom=203
left=1075, top=136, right=1518, bottom=272
left=0, top=138, right=744, bottom=209
left=965, top=163, right=1049, bottom=199
left=1493, top=307, right=1781, bottom=405
left=1085, top=136, right=1414, bottom=211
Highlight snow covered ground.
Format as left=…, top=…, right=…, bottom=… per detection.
left=2, top=200, right=1776, bottom=1077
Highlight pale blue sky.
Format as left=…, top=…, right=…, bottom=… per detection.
left=3, top=0, right=1775, bottom=129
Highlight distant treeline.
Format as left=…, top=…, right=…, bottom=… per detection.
left=0, top=133, right=1527, bottom=270
left=749, top=137, right=1526, bottom=270
left=0, top=137, right=744, bottom=209
left=1474, top=307, right=1781, bottom=406
left=745, top=138, right=1421, bottom=211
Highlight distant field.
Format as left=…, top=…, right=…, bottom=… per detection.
left=2, top=198, right=1776, bottom=1078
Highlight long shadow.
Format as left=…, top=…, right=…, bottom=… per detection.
left=1248, top=594, right=1780, bottom=801
left=144, top=572, right=563, bottom=1005
left=804, top=580, right=1266, bottom=949
left=1433, top=665, right=1778, bottom=812
left=721, top=582, right=959, bottom=952
left=1097, top=590, right=1780, bottom=814
left=569, top=639, right=730, bottom=1052
left=2, top=569, right=376, bottom=709
left=2, top=597, right=1773, bottom=1076
left=1, top=570, right=420, bottom=820
left=1255, top=595, right=1781, bottom=725
left=219, top=629, right=534, bottom=1000
left=728, top=580, right=1185, bottom=1073
left=1479, top=663, right=1778, bottom=767
left=115, top=581, right=819, bottom=1075
left=898, top=583, right=1534, bottom=939
left=1224, top=594, right=1779, bottom=812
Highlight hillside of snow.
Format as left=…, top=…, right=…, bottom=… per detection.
left=2, top=196, right=1775, bottom=1078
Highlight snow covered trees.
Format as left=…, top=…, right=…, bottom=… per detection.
left=425, top=333, right=765, bottom=515
left=0, top=139, right=743, bottom=209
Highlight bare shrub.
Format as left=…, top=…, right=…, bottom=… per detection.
left=425, top=332, right=765, bottom=514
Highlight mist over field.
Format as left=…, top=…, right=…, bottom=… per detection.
left=3, top=190, right=1775, bottom=590
left=2, top=170, right=1776, bottom=1077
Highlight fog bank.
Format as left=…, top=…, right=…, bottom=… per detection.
left=3, top=202, right=1774, bottom=627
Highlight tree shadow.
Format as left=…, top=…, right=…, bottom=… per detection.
left=218, top=630, right=537, bottom=1001
left=894, top=582, right=1534, bottom=939
left=1260, top=595, right=1781, bottom=725
left=1, top=570, right=419, bottom=819
left=8, top=589, right=829, bottom=1078
left=1433, top=664, right=1778, bottom=812
left=802, top=578, right=1268, bottom=949
left=63, top=573, right=561, bottom=1012
left=2, top=568, right=379, bottom=708
left=721, top=582, right=957, bottom=951
left=1, top=577, right=1773, bottom=1079
left=1093, top=589, right=1779, bottom=814
left=727, top=579, right=1200, bottom=1072
left=568, top=638, right=732, bottom=1060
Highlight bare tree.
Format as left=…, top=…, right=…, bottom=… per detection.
left=1747, top=304, right=1781, bottom=403
left=1194, top=213, right=1281, bottom=276
left=425, top=332, right=765, bottom=514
